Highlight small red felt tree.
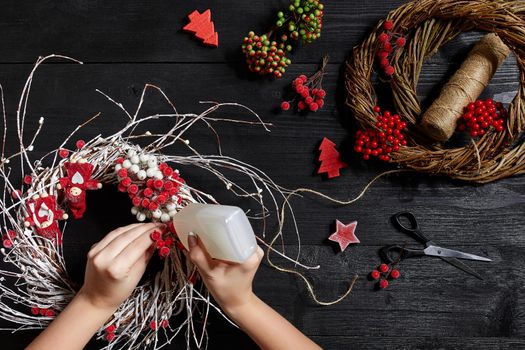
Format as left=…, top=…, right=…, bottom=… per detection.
left=317, top=137, right=348, bottom=178
left=183, top=9, right=219, bottom=47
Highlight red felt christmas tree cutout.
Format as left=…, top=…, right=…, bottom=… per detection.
left=317, top=137, right=348, bottom=178
left=183, top=9, right=219, bottom=48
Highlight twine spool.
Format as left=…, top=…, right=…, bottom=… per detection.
left=420, top=34, right=511, bottom=142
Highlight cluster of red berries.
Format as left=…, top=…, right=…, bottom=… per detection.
left=376, top=20, right=405, bottom=77
left=242, top=32, right=292, bottom=78
left=2, top=230, right=16, bottom=248
left=281, top=74, right=326, bottom=112
left=354, top=106, right=407, bottom=161
left=457, top=99, right=507, bottom=137
left=31, top=306, right=55, bottom=317
left=149, top=223, right=183, bottom=259
left=105, top=324, right=117, bottom=342
left=370, top=263, right=400, bottom=289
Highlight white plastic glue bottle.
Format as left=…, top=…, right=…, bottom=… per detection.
left=172, top=203, right=257, bottom=263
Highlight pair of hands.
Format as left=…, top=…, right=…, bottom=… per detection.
left=81, top=223, right=263, bottom=314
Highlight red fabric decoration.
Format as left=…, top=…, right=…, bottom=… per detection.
left=328, top=220, right=359, bottom=252
left=58, top=162, right=101, bottom=219
left=183, top=10, right=219, bottom=48
left=24, top=195, right=66, bottom=243
left=317, top=137, right=348, bottom=178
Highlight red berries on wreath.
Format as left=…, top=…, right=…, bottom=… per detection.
left=376, top=20, right=405, bottom=77
left=457, top=98, right=507, bottom=137
left=354, top=106, right=407, bottom=161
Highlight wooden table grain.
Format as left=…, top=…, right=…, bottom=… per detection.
left=0, top=1, right=524, bottom=349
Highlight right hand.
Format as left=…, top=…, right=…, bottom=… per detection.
left=79, top=223, right=164, bottom=311
left=187, top=234, right=264, bottom=314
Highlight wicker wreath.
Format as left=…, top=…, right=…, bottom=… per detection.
left=345, top=0, right=525, bottom=183
left=0, top=55, right=323, bottom=349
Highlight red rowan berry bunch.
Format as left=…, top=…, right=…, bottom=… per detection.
left=115, top=149, right=186, bottom=224
left=242, top=0, right=324, bottom=78
left=354, top=106, right=407, bottom=161
left=376, top=20, right=406, bottom=77
left=457, top=98, right=507, bottom=137
left=30, top=306, right=56, bottom=318
left=281, top=55, right=328, bottom=112
left=370, top=263, right=400, bottom=290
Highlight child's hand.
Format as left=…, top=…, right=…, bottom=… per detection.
left=79, top=223, right=163, bottom=311
left=187, top=234, right=264, bottom=314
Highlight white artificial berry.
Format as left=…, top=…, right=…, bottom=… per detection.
left=130, top=164, right=140, bottom=174
left=166, top=203, right=176, bottom=211
left=122, top=159, right=132, bottom=169
left=136, top=212, right=146, bottom=222
left=131, top=206, right=139, bottom=215
left=127, top=149, right=137, bottom=158
left=174, top=169, right=180, bottom=174
left=226, top=183, right=232, bottom=190
left=27, top=145, right=34, bottom=151
left=154, top=171, right=163, bottom=180
left=168, top=210, right=177, bottom=217
left=115, top=164, right=122, bottom=172
left=139, top=154, right=149, bottom=163
left=137, top=170, right=147, bottom=180
left=146, top=168, right=156, bottom=178
left=152, top=209, right=162, bottom=219
left=130, top=155, right=140, bottom=164
left=160, top=213, right=170, bottom=222
left=147, top=158, right=157, bottom=168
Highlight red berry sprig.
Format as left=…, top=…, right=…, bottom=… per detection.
left=30, top=306, right=56, bottom=317
left=457, top=98, right=507, bottom=137
left=376, top=20, right=405, bottom=77
left=369, top=263, right=401, bottom=290
left=281, top=55, right=328, bottom=112
left=354, top=106, right=407, bottom=161
left=149, top=223, right=179, bottom=259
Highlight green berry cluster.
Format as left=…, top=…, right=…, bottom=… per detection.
left=242, top=0, right=324, bottom=78
left=242, top=33, right=292, bottom=78
left=286, top=0, right=324, bottom=43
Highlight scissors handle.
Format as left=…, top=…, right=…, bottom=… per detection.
left=392, top=211, right=430, bottom=243
left=380, top=245, right=425, bottom=264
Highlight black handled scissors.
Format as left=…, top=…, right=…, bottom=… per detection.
left=380, top=211, right=491, bottom=280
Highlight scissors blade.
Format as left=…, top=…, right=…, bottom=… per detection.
left=423, top=245, right=492, bottom=262
left=439, top=256, right=484, bottom=280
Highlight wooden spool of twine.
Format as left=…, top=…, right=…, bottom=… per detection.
left=345, top=0, right=525, bottom=183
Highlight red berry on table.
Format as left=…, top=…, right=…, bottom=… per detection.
left=316, top=89, right=326, bottom=98
left=281, top=101, right=290, bottom=111
left=305, top=96, right=313, bottom=105
left=379, top=263, right=389, bottom=273
left=298, top=101, right=306, bottom=110
left=383, top=20, right=394, bottom=30
left=299, top=74, right=307, bottom=82
left=379, top=279, right=389, bottom=289
left=370, top=270, right=380, bottom=280
left=390, top=269, right=401, bottom=279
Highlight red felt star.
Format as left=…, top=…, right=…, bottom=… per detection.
left=328, top=220, right=359, bottom=252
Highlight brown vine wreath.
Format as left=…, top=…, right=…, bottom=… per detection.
left=345, top=0, right=525, bottom=183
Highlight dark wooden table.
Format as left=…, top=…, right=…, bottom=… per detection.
left=1, top=1, right=524, bottom=349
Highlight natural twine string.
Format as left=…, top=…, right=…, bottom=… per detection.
left=421, top=34, right=511, bottom=141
